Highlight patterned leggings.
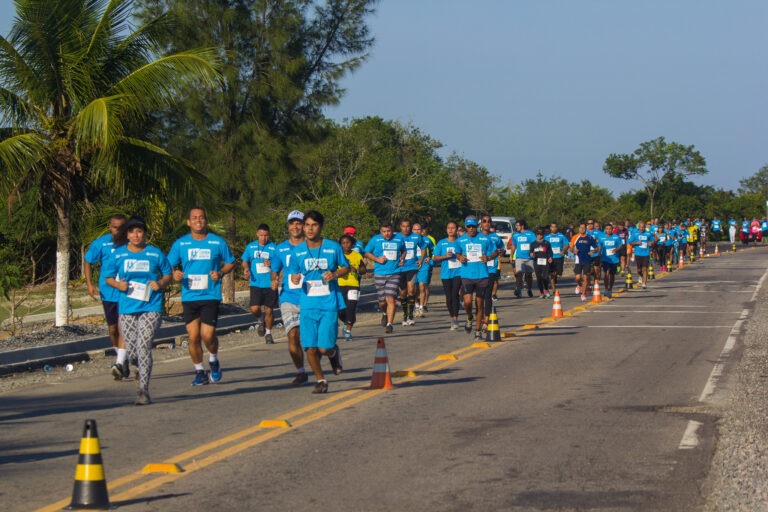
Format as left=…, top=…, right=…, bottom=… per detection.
left=119, top=312, right=161, bottom=392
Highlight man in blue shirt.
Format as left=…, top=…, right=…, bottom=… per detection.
left=365, top=221, right=406, bottom=333
left=168, top=207, right=236, bottom=386
left=587, top=219, right=604, bottom=283
left=242, top=224, right=280, bottom=344
left=271, top=211, right=309, bottom=386
left=480, top=214, right=506, bottom=307
left=394, top=219, right=426, bottom=326
left=456, top=216, right=497, bottom=339
left=288, top=210, right=349, bottom=394
left=762, top=218, right=768, bottom=245
left=600, top=223, right=624, bottom=297
left=711, top=217, right=722, bottom=243
left=545, top=222, right=570, bottom=294
left=413, top=222, right=436, bottom=316
left=508, top=219, right=536, bottom=298
left=84, top=214, right=128, bottom=380
left=628, top=221, right=658, bottom=289
left=569, top=223, right=599, bottom=301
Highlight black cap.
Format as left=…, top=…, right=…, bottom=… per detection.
left=124, top=216, right=147, bottom=232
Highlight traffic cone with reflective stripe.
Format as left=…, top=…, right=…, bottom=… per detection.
left=486, top=306, right=501, bottom=341
left=66, top=419, right=111, bottom=510
left=370, top=338, right=395, bottom=390
left=590, top=281, right=603, bottom=303
left=552, top=291, right=563, bottom=318
left=678, top=253, right=684, bottom=269
left=700, top=245, right=705, bottom=258
left=714, top=244, right=719, bottom=255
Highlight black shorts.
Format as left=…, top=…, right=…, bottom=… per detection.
left=183, top=300, right=220, bottom=326
left=601, top=261, right=618, bottom=275
left=636, top=256, right=650, bottom=269
left=250, top=286, right=278, bottom=309
left=102, top=300, right=119, bottom=326
left=461, top=278, right=488, bottom=297
left=618, top=245, right=627, bottom=257
left=573, top=263, right=590, bottom=275
left=591, top=256, right=601, bottom=267
left=399, top=270, right=418, bottom=291
left=549, top=258, right=564, bottom=276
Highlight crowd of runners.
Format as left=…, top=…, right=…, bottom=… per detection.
left=84, top=210, right=768, bottom=404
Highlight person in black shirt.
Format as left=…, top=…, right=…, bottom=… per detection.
left=530, top=227, right=554, bottom=298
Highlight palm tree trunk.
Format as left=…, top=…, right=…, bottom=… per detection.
left=54, top=199, right=71, bottom=327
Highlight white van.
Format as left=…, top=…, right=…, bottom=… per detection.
left=491, top=216, right=516, bottom=260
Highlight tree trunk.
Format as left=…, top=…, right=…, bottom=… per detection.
left=54, top=199, right=72, bottom=327
left=221, top=212, right=236, bottom=304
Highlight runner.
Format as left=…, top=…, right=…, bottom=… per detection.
left=364, top=221, right=405, bottom=334
left=685, top=220, right=699, bottom=260
left=762, top=217, right=768, bottom=245
left=103, top=217, right=172, bottom=405
left=84, top=214, right=128, bottom=380
left=587, top=220, right=603, bottom=285
left=750, top=218, right=761, bottom=244
left=242, top=224, right=279, bottom=344
left=395, top=219, right=426, bottom=326
left=288, top=210, right=348, bottom=394
left=343, top=225, right=365, bottom=254
left=457, top=225, right=466, bottom=237
left=600, top=223, right=624, bottom=297
left=530, top=227, right=553, bottom=298
left=455, top=216, right=496, bottom=339
left=740, top=217, right=750, bottom=247
left=728, top=217, right=738, bottom=244
left=699, top=218, right=709, bottom=253
left=412, top=222, right=435, bottom=317
left=629, top=221, right=657, bottom=289
left=711, top=217, right=722, bottom=243
left=613, top=221, right=629, bottom=274
left=337, top=234, right=366, bottom=340
left=270, top=211, right=309, bottom=386
left=167, top=207, right=236, bottom=386
left=508, top=220, right=536, bottom=298
left=432, top=221, right=463, bottom=330
left=545, top=222, right=569, bottom=293
left=569, top=223, right=599, bottom=302
left=480, top=214, right=505, bottom=310
left=663, top=222, right=676, bottom=268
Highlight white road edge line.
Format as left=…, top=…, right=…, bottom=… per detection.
left=678, top=420, right=703, bottom=450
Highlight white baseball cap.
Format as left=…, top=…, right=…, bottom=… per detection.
left=287, top=210, right=304, bottom=222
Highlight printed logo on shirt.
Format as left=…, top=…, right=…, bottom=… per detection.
left=383, top=242, right=397, bottom=250
left=188, top=248, right=212, bottom=260
left=124, top=259, right=150, bottom=272
left=304, top=258, right=328, bottom=271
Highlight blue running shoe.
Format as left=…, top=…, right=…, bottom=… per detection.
left=192, top=370, right=210, bottom=386
left=342, top=327, right=352, bottom=340
left=209, top=360, right=222, bottom=383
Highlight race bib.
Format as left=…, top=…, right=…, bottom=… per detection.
left=187, top=274, right=208, bottom=290
left=306, top=280, right=330, bottom=297
left=536, top=258, right=547, bottom=266
left=288, top=274, right=304, bottom=290
left=416, top=247, right=422, bottom=258
left=606, top=248, right=616, bottom=256
left=126, top=281, right=150, bottom=302
left=348, top=289, right=360, bottom=300
left=256, top=261, right=271, bottom=274
left=640, top=242, right=648, bottom=249
left=448, top=259, right=461, bottom=269
left=552, top=247, right=561, bottom=255
left=519, top=243, right=530, bottom=251
left=487, top=260, right=496, bottom=268
left=467, top=251, right=482, bottom=263
left=405, top=250, right=414, bottom=260
left=384, top=250, right=397, bottom=261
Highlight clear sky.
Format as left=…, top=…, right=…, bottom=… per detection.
left=1, top=1, right=766, bottom=195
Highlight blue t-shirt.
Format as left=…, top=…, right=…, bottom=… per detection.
left=484, top=232, right=505, bottom=274
left=762, top=221, right=768, bottom=231
left=629, top=231, right=656, bottom=257
left=649, top=224, right=659, bottom=234
left=242, top=241, right=279, bottom=288
left=270, top=240, right=303, bottom=305
left=589, top=229, right=603, bottom=240
left=456, top=233, right=493, bottom=279
left=287, top=239, right=349, bottom=311
left=102, top=245, right=172, bottom=314
left=545, top=232, right=569, bottom=259
left=84, top=233, right=123, bottom=302
left=712, top=220, right=722, bottom=231
left=741, top=221, right=750, bottom=233
left=600, top=235, right=624, bottom=264
left=395, top=232, right=426, bottom=272
left=571, top=234, right=598, bottom=264
left=167, top=233, right=235, bottom=302
left=511, top=230, right=536, bottom=259
left=433, top=238, right=462, bottom=280
left=352, top=239, right=365, bottom=254
left=364, top=235, right=405, bottom=275
left=729, top=220, right=737, bottom=228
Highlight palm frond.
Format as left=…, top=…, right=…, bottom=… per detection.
left=84, top=0, right=134, bottom=59
left=71, top=94, right=128, bottom=155
left=0, top=86, right=32, bottom=127
left=0, top=131, right=49, bottom=194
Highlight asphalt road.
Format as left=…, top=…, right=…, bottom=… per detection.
left=2, top=244, right=764, bottom=512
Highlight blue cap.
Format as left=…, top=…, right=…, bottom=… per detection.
left=465, top=216, right=478, bottom=227
left=287, top=210, right=304, bottom=222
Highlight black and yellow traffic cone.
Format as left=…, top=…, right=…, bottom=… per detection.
left=486, top=306, right=501, bottom=342
left=625, top=271, right=633, bottom=289
left=66, top=419, right=112, bottom=510
left=648, top=264, right=655, bottom=280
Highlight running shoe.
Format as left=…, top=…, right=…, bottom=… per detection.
left=574, top=286, right=581, bottom=294
left=292, top=372, right=309, bottom=386
left=539, top=293, right=545, bottom=298
left=110, top=363, right=123, bottom=381
left=312, top=380, right=328, bottom=394
left=481, top=322, right=488, bottom=333
left=265, top=333, right=275, bottom=344
left=464, top=319, right=473, bottom=333
left=415, top=308, right=423, bottom=318
left=491, top=295, right=499, bottom=303
left=257, top=323, right=266, bottom=336
left=407, top=318, right=415, bottom=326
left=329, top=346, right=343, bottom=375
left=192, top=370, right=210, bottom=386
left=381, top=314, right=387, bottom=327
left=385, top=324, right=394, bottom=334
left=450, top=321, right=458, bottom=331
left=514, top=289, right=522, bottom=298
left=209, top=360, right=222, bottom=382
left=607, top=290, right=613, bottom=298
left=342, top=327, right=352, bottom=340
left=545, top=292, right=551, bottom=298
left=474, top=331, right=482, bottom=340
left=642, top=283, right=647, bottom=289
left=402, top=320, right=409, bottom=326
left=580, top=294, right=587, bottom=302
left=527, top=289, right=533, bottom=298
left=135, top=389, right=151, bottom=406
left=122, top=362, right=130, bottom=380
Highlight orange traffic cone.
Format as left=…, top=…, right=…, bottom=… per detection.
left=678, top=253, right=684, bottom=269
left=700, top=245, right=705, bottom=258
left=590, top=281, right=603, bottom=303
left=370, top=338, right=395, bottom=390
left=552, top=291, right=563, bottom=318
left=66, top=419, right=112, bottom=510
left=714, top=244, right=719, bottom=255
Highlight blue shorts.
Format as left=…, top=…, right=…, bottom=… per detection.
left=415, top=265, right=433, bottom=284
left=299, top=309, right=338, bottom=350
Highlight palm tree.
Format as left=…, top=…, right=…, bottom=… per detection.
left=0, top=0, right=221, bottom=326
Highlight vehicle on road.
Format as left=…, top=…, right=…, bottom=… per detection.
left=491, top=216, right=516, bottom=261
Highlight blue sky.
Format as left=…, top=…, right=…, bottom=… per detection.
left=1, top=1, right=766, bottom=195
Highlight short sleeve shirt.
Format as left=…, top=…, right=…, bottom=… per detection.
left=630, top=231, right=655, bottom=257
left=600, top=235, right=624, bottom=264
left=484, top=232, right=505, bottom=273
left=712, top=220, right=722, bottom=231
left=337, top=250, right=363, bottom=288
left=102, top=245, right=172, bottom=314
left=364, top=235, right=404, bottom=275
left=457, top=233, right=493, bottom=279
left=395, top=232, right=426, bottom=272
left=242, top=241, right=279, bottom=288
left=544, top=233, right=569, bottom=259
left=570, top=234, right=597, bottom=264
left=287, top=239, right=349, bottom=311
left=511, top=231, right=536, bottom=259
left=84, top=234, right=123, bottom=302
left=270, top=240, right=302, bottom=305
left=167, top=233, right=235, bottom=302
left=433, top=238, right=462, bottom=280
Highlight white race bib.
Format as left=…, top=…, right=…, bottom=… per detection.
left=519, top=243, right=530, bottom=251
left=256, top=261, right=271, bottom=274
left=384, top=250, right=397, bottom=261
left=306, top=280, right=330, bottom=297
left=536, top=258, right=547, bottom=266
left=416, top=247, right=422, bottom=258
left=606, top=248, right=616, bottom=256
left=187, top=274, right=209, bottom=290
left=405, top=250, right=414, bottom=260
left=552, top=246, right=561, bottom=255
left=289, top=274, right=304, bottom=290
left=348, top=289, right=360, bottom=300
left=640, top=242, right=648, bottom=249
left=126, top=281, right=151, bottom=302
left=486, top=260, right=496, bottom=267
left=448, top=259, right=461, bottom=269
left=467, top=251, right=482, bottom=263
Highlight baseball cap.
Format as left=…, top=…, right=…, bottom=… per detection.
left=343, top=226, right=356, bottom=235
left=287, top=210, right=304, bottom=222
left=465, top=216, right=478, bottom=227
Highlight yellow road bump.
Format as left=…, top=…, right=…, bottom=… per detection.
left=500, top=332, right=516, bottom=338
left=141, top=464, right=183, bottom=474
left=436, top=354, right=458, bottom=360
left=471, top=342, right=492, bottom=348
left=540, top=318, right=555, bottom=323
left=258, top=420, right=292, bottom=428
left=394, top=370, right=416, bottom=377
left=572, top=306, right=586, bottom=311
left=522, top=324, right=539, bottom=329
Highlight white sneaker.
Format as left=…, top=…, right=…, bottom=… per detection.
left=402, top=320, right=409, bottom=326
left=575, top=286, right=581, bottom=294
left=407, top=318, right=415, bottom=326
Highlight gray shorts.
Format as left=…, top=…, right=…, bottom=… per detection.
left=280, top=301, right=300, bottom=332
left=515, top=258, right=534, bottom=273
left=375, top=274, right=401, bottom=302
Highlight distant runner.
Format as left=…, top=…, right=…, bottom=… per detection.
left=433, top=221, right=462, bottom=330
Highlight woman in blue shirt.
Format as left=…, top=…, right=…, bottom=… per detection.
left=104, top=217, right=172, bottom=405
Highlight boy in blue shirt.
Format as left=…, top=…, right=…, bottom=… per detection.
left=456, top=216, right=498, bottom=339
left=242, top=224, right=280, bottom=343
left=288, top=210, right=349, bottom=394
left=168, top=207, right=236, bottom=386
left=365, top=221, right=406, bottom=333
left=509, top=220, right=536, bottom=298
